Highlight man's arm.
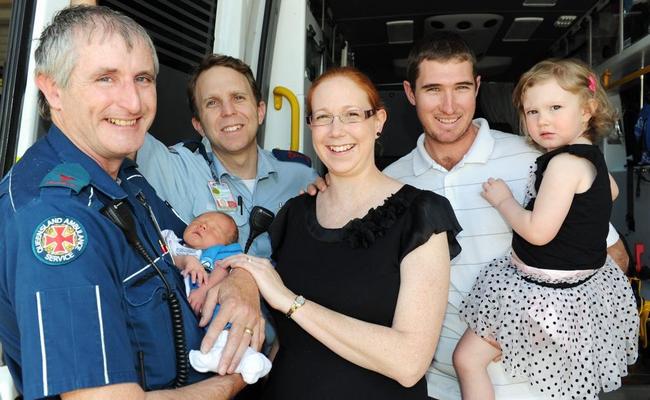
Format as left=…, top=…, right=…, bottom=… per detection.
left=61, top=374, right=246, bottom=400
left=199, top=269, right=263, bottom=375
left=188, top=267, right=229, bottom=315
left=607, top=238, right=629, bottom=274
left=136, top=133, right=198, bottom=223
left=605, top=220, right=629, bottom=273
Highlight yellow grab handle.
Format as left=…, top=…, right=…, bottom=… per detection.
left=273, top=86, right=300, bottom=151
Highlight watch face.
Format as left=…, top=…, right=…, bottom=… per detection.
left=286, top=295, right=306, bottom=318
left=296, top=295, right=305, bottom=305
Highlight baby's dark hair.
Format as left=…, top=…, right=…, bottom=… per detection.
left=216, top=212, right=238, bottom=243
left=198, top=211, right=238, bottom=243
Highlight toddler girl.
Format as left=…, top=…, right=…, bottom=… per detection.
left=454, top=59, right=638, bottom=400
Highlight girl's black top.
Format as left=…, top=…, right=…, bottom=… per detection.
left=512, top=144, right=611, bottom=271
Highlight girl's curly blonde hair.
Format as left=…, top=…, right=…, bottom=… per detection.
left=513, top=58, right=617, bottom=147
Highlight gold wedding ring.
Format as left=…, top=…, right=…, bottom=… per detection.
left=243, top=327, right=254, bottom=336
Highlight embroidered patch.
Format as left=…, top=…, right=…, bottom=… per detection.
left=32, top=217, right=87, bottom=265
left=40, top=163, right=90, bottom=193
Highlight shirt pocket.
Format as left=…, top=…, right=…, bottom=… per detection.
left=123, top=267, right=167, bottom=307
left=193, top=200, right=217, bottom=222
left=122, top=266, right=177, bottom=387
left=231, top=210, right=247, bottom=229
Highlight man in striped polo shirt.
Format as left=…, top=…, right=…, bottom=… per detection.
left=384, top=32, right=628, bottom=400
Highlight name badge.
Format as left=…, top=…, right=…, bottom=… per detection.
left=208, top=180, right=238, bottom=212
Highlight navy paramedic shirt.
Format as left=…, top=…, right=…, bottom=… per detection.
left=0, top=126, right=209, bottom=399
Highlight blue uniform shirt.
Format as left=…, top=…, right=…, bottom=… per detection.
left=0, top=126, right=209, bottom=399
left=137, top=134, right=319, bottom=258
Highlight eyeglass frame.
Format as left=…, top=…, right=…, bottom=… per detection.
left=306, top=109, right=377, bottom=126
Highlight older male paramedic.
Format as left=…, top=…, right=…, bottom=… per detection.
left=0, top=5, right=262, bottom=399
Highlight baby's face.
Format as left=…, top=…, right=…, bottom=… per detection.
left=183, top=212, right=234, bottom=249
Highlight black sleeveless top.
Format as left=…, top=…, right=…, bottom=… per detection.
left=263, top=185, right=461, bottom=400
left=512, top=144, right=611, bottom=270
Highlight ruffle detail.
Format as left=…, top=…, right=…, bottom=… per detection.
left=342, top=188, right=410, bottom=248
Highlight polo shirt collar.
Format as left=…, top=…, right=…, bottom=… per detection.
left=413, top=134, right=437, bottom=175
left=203, top=137, right=276, bottom=180
left=462, top=118, right=494, bottom=164
left=411, top=118, right=495, bottom=175
left=46, top=124, right=127, bottom=199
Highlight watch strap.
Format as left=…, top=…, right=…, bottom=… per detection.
left=286, top=295, right=305, bottom=318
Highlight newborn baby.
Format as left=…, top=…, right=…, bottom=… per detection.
left=163, top=211, right=271, bottom=383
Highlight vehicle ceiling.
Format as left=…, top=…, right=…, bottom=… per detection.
left=316, top=0, right=603, bottom=85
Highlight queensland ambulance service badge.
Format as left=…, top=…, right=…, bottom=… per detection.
left=32, top=217, right=87, bottom=265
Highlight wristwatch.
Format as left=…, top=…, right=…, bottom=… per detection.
left=286, top=295, right=306, bottom=319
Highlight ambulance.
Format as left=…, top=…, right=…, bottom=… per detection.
left=1, top=1, right=648, bottom=398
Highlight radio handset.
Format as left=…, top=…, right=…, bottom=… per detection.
left=244, top=206, right=275, bottom=253
left=100, top=199, right=189, bottom=387
left=101, top=201, right=152, bottom=257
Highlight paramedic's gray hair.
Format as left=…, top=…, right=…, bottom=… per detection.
left=35, top=5, right=158, bottom=119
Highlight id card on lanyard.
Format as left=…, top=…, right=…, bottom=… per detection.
left=208, top=180, right=238, bottom=212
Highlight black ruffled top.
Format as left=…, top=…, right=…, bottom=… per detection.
left=341, top=188, right=409, bottom=248
left=274, top=184, right=462, bottom=261
left=263, top=184, right=461, bottom=400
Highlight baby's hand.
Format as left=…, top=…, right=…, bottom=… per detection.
left=182, top=257, right=209, bottom=286
left=189, top=285, right=209, bottom=316
left=481, top=178, right=514, bottom=208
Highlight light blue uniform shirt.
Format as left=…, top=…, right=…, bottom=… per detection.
left=137, top=134, right=319, bottom=259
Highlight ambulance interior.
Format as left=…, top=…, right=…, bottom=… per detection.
left=110, top=0, right=650, bottom=393
left=1, top=0, right=650, bottom=398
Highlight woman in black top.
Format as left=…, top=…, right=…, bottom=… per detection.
left=221, top=67, right=461, bottom=399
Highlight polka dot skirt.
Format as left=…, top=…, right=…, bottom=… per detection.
left=460, top=256, right=639, bottom=400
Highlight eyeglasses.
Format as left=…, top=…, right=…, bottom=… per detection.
left=307, top=109, right=377, bottom=126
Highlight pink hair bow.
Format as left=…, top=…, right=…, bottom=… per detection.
left=587, top=75, right=597, bottom=93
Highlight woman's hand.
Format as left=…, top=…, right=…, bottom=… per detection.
left=218, top=254, right=295, bottom=313
left=481, top=177, right=514, bottom=209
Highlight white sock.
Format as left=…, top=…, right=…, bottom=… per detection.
left=189, top=330, right=272, bottom=384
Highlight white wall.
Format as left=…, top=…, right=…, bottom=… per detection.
left=15, top=0, right=70, bottom=159
left=261, top=0, right=326, bottom=173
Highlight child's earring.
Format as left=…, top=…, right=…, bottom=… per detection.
left=376, top=131, right=382, bottom=139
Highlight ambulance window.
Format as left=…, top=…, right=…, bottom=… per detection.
left=0, top=0, right=12, bottom=94
left=0, top=0, right=30, bottom=178
left=99, top=0, right=218, bottom=145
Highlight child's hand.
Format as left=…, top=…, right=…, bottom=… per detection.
left=189, top=285, right=209, bottom=316
left=481, top=178, right=514, bottom=208
left=181, top=257, right=209, bottom=286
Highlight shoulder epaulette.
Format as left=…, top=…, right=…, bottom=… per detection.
left=272, top=148, right=312, bottom=167
left=39, top=163, right=90, bottom=194
left=183, top=139, right=211, bottom=165
left=121, top=157, right=143, bottom=179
